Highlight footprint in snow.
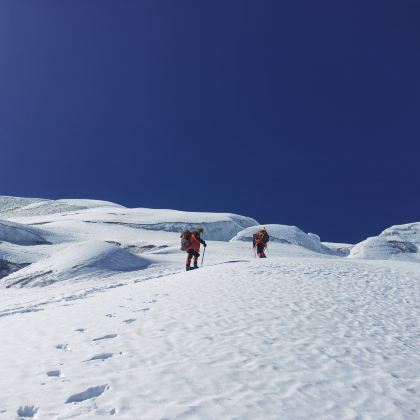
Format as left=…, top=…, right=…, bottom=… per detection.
left=75, top=328, right=86, bottom=333
left=47, top=370, right=61, bottom=377
left=85, top=353, right=114, bottom=362
left=133, top=308, right=149, bottom=313
left=92, top=334, right=118, bottom=342
left=123, top=318, right=136, bottom=324
left=105, top=314, right=116, bottom=318
left=65, top=384, right=109, bottom=404
left=55, top=344, right=71, bottom=351
left=17, top=405, right=39, bottom=418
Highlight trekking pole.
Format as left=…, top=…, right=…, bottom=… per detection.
left=201, top=246, right=206, bottom=267
left=253, top=246, right=257, bottom=258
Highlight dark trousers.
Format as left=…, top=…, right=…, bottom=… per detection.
left=186, top=249, right=200, bottom=266
left=256, top=244, right=266, bottom=258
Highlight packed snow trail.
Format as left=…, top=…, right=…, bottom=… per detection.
left=1, top=256, right=419, bottom=419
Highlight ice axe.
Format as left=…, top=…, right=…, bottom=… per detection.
left=201, top=246, right=206, bottom=267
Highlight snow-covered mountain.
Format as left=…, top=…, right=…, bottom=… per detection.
left=0, top=196, right=419, bottom=419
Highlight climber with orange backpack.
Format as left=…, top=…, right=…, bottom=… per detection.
left=253, top=227, right=269, bottom=258
left=180, top=227, right=207, bottom=271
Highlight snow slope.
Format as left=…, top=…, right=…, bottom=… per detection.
left=0, top=196, right=419, bottom=419
left=0, top=250, right=419, bottom=419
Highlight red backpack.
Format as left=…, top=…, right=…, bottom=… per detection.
left=253, top=230, right=269, bottom=245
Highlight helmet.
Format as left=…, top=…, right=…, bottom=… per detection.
left=197, top=227, right=204, bottom=233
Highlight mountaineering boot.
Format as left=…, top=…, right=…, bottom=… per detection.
left=186, top=265, right=192, bottom=271
left=192, top=265, right=199, bottom=270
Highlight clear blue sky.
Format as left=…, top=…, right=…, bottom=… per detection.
left=1, top=0, right=419, bottom=243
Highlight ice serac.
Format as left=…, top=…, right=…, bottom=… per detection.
left=349, top=222, right=420, bottom=261
left=1, top=241, right=150, bottom=287
left=322, top=242, right=353, bottom=256
left=231, top=224, right=333, bottom=254
left=5, top=201, right=258, bottom=242
left=380, top=222, right=420, bottom=247
left=121, top=211, right=258, bottom=241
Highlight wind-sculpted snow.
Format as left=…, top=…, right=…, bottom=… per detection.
left=1, top=241, right=150, bottom=287
left=231, top=224, right=333, bottom=254
left=0, top=220, right=50, bottom=246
